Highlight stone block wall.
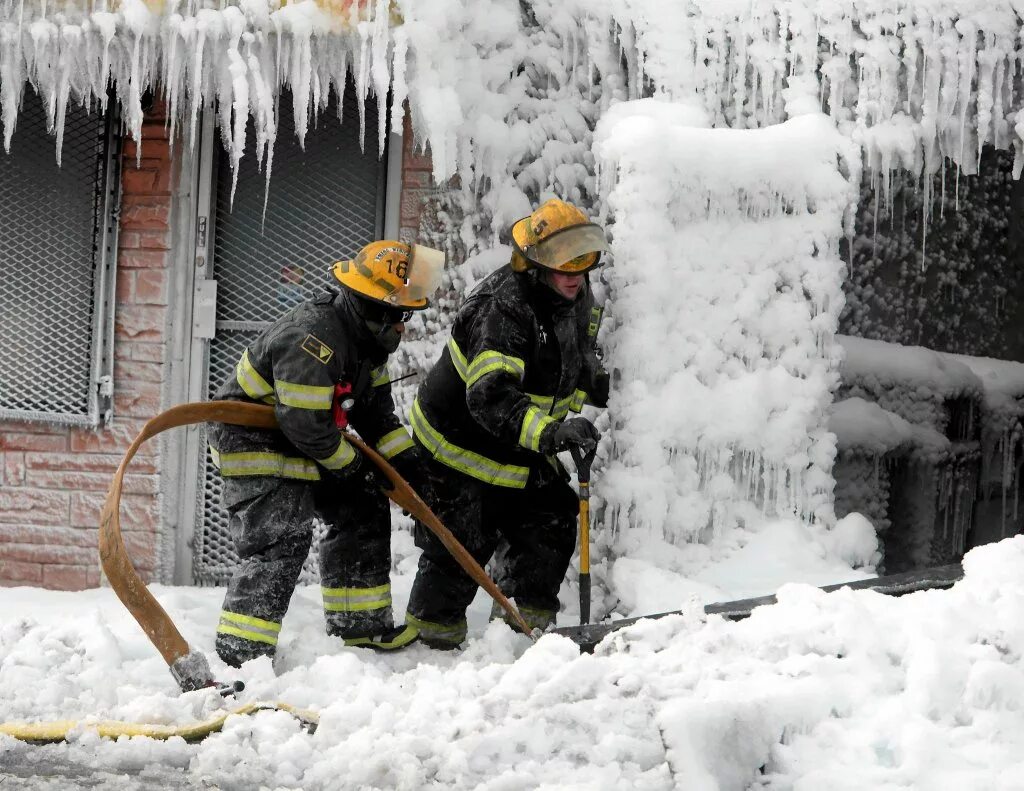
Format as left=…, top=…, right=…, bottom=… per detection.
left=0, top=103, right=174, bottom=590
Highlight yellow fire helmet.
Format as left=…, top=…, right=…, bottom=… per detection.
left=510, top=198, right=609, bottom=274
left=331, top=240, right=445, bottom=310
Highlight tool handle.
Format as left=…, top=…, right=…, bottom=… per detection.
left=579, top=572, right=591, bottom=625
left=570, top=444, right=596, bottom=484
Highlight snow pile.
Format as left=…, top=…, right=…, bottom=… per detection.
left=3, top=537, right=1024, bottom=788
left=593, top=99, right=857, bottom=542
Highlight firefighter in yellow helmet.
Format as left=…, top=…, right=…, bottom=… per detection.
left=405, top=199, right=611, bottom=647
left=208, top=241, right=444, bottom=666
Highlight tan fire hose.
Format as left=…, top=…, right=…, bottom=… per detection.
left=99, top=400, right=535, bottom=694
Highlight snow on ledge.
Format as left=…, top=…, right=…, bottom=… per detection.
left=837, top=334, right=983, bottom=399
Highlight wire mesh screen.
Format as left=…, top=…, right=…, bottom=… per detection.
left=0, top=91, right=110, bottom=423
left=193, top=88, right=385, bottom=585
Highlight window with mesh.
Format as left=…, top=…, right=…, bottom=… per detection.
left=193, top=88, right=385, bottom=585
left=0, top=90, right=118, bottom=425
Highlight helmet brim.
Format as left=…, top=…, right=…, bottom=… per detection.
left=331, top=242, right=446, bottom=311
left=511, top=221, right=608, bottom=274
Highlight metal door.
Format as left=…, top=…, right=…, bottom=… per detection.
left=190, top=91, right=386, bottom=585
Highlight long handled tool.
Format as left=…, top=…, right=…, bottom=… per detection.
left=570, top=445, right=597, bottom=625
left=100, top=400, right=535, bottom=695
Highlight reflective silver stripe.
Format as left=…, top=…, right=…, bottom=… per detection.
left=447, top=337, right=469, bottom=380
left=371, top=366, right=390, bottom=387
left=275, top=379, right=334, bottom=410
left=212, top=449, right=321, bottom=480
left=569, top=389, right=588, bottom=412
left=518, top=406, right=555, bottom=452
left=406, top=613, right=467, bottom=644
left=317, top=439, right=357, bottom=471
left=466, top=350, right=526, bottom=388
left=236, top=349, right=273, bottom=399
left=410, top=398, right=529, bottom=488
left=376, top=427, right=414, bottom=460
left=217, top=610, right=281, bottom=646
left=321, top=584, right=392, bottom=613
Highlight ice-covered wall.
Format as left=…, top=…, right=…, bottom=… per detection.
left=5, top=0, right=1024, bottom=548
left=594, top=100, right=858, bottom=538
left=4, top=1, right=1024, bottom=201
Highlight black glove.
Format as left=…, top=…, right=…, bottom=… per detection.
left=389, top=447, right=436, bottom=505
left=542, top=417, right=600, bottom=455
left=331, top=452, right=387, bottom=494
left=589, top=369, right=610, bottom=408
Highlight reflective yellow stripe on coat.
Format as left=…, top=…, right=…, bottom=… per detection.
left=376, top=427, right=414, bottom=460
left=210, top=447, right=321, bottom=480
left=410, top=399, right=529, bottom=488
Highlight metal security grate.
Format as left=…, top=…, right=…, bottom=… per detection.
left=193, top=88, right=385, bottom=585
left=0, top=90, right=119, bottom=425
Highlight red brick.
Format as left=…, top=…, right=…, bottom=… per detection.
left=113, top=382, right=163, bottom=418
left=0, top=432, right=68, bottom=452
left=25, top=451, right=156, bottom=475
left=0, top=420, right=67, bottom=435
left=130, top=343, right=164, bottom=363
left=124, top=532, right=157, bottom=570
left=123, top=138, right=170, bottom=162
left=119, top=230, right=141, bottom=249
left=123, top=167, right=158, bottom=193
left=71, top=492, right=158, bottom=530
left=42, top=565, right=94, bottom=591
left=2, top=452, right=25, bottom=485
left=116, top=271, right=134, bottom=303
left=402, top=169, right=433, bottom=188
left=400, top=191, right=426, bottom=223
left=0, top=489, right=69, bottom=524
left=115, top=305, right=166, bottom=342
left=70, top=422, right=151, bottom=455
left=135, top=230, right=171, bottom=250
left=118, top=249, right=169, bottom=269
left=132, top=270, right=169, bottom=305
left=0, top=524, right=96, bottom=547
left=0, top=559, right=42, bottom=584
left=114, top=359, right=164, bottom=385
left=154, top=161, right=175, bottom=193
left=0, top=543, right=96, bottom=566
left=87, top=566, right=102, bottom=587
left=27, top=469, right=157, bottom=495
left=120, top=197, right=171, bottom=231
left=403, top=146, right=432, bottom=171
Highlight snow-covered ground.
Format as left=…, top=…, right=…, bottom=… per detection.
left=3, top=519, right=1023, bottom=790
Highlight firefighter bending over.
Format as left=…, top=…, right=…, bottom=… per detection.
left=209, top=241, right=444, bottom=667
left=406, top=199, right=611, bottom=647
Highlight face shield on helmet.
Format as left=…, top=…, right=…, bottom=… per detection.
left=332, top=241, right=446, bottom=311
left=509, top=199, right=609, bottom=274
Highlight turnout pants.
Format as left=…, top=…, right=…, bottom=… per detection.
left=215, top=475, right=392, bottom=667
left=406, top=455, right=579, bottom=646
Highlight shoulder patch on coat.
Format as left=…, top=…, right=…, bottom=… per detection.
left=301, top=334, right=334, bottom=364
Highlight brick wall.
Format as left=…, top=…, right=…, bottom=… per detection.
left=0, top=104, right=173, bottom=590
left=398, top=113, right=434, bottom=243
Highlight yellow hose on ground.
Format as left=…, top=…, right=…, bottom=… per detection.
left=0, top=701, right=318, bottom=744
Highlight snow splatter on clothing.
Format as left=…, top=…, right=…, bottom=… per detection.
left=407, top=265, right=608, bottom=645
left=209, top=288, right=416, bottom=666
